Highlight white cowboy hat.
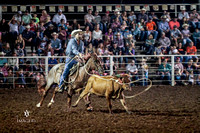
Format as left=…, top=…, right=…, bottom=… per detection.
left=51, top=32, right=58, bottom=36
left=182, top=23, right=189, bottom=28
left=71, top=29, right=84, bottom=38
left=0, top=51, right=5, bottom=56
left=141, top=8, right=146, bottom=11
left=113, top=9, right=120, bottom=12
left=127, top=34, right=133, bottom=38
left=26, top=25, right=31, bottom=29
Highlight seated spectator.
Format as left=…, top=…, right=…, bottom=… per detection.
left=8, top=17, right=20, bottom=42
left=51, top=32, right=63, bottom=55
left=0, top=52, right=8, bottom=67
left=58, top=19, right=68, bottom=32
left=178, top=8, right=190, bottom=21
left=181, top=24, right=192, bottom=46
left=71, top=19, right=80, bottom=31
left=48, top=57, right=58, bottom=70
left=163, top=11, right=171, bottom=22
left=168, top=46, right=179, bottom=55
left=22, top=25, right=34, bottom=53
left=44, top=16, right=53, bottom=29
left=177, top=42, right=186, bottom=62
left=97, top=42, right=104, bottom=56
left=154, top=43, right=163, bottom=64
left=111, top=17, right=121, bottom=32
left=114, top=32, right=124, bottom=51
left=121, top=21, right=128, bottom=31
left=13, top=11, right=22, bottom=23
left=17, top=68, right=26, bottom=88
left=0, top=67, right=4, bottom=84
left=109, top=42, right=122, bottom=68
left=83, top=26, right=92, bottom=48
left=37, top=37, right=47, bottom=56
left=146, top=17, right=158, bottom=39
left=15, top=34, right=26, bottom=56
left=133, top=19, right=145, bottom=41
left=58, top=26, right=67, bottom=49
left=125, top=34, right=135, bottom=48
left=2, top=63, right=9, bottom=79
left=33, top=13, right=40, bottom=24
left=3, top=43, right=12, bottom=56
left=22, top=10, right=32, bottom=25
left=85, top=43, right=96, bottom=55
left=126, top=60, right=139, bottom=86
left=45, top=43, right=54, bottom=56
left=158, top=15, right=170, bottom=38
left=184, top=59, right=195, bottom=85
left=180, top=17, right=190, bottom=30
left=137, top=8, right=148, bottom=23
left=123, top=29, right=132, bottom=43
left=104, top=57, right=110, bottom=73
left=128, top=11, right=137, bottom=23
left=169, top=17, right=180, bottom=30
left=40, top=10, right=50, bottom=24
left=92, top=24, right=103, bottom=48
left=170, top=25, right=183, bottom=47
left=14, top=44, right=24, bottom=57
left=52, top=9, right=67, bottom=25
left=29, top=19, right=38, bottom=32
left=144, top=34, right=156, bottom=55
left=193, top=28, right=200, bottom=47
left=38, top=22, right=46, bottom=38
left=8, top=52, right=19, bottom=71
left=158, top=32, right=171, bottom=49
left=43, top=24, right=57, bottom=39
left=102, top=11, right=111, bottom=33
left=94, top=10, right=103, bottom=31
left=121, top=11, right=128, bottom=22
left=158, top=59, right=171, bottom=85
left=185, top=41, right=197, bottom=62
left=190, top=9, right=200, bottom=29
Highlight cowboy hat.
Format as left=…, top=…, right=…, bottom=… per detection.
left=51, top=32, right=58, bottom=36
left=116, top=12, right=121, bottom=15
left=113, top=9, right=120, bottom=12
left=142, top=58, right=147, bottom=62
left=182, top=23, right=189, bottom=28
left=26, top=25, right=31, bottom=29
left=71, top=29, right=84, bottom=38
left=0, top=51, right=5, bottom=56
left=161, top=15, right=167, bottom=19
left=141, top=8, right=146, bottom=11
left=127, top=34, right=133, bottom=38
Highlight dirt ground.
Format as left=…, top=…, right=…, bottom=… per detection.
left=0, top=85, right=200, bottom=132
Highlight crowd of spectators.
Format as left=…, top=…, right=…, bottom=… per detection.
left=0, top=7, right=200, bottom=87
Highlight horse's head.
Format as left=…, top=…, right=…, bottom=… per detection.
left=88, top=53, right=104, bottom=75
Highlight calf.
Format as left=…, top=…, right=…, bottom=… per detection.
left=72, top=74, right=131, bottom=114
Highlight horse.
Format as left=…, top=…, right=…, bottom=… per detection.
left=36, top=54, right=104, bottom=109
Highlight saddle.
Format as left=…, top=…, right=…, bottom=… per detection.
left=69, top=62, right=84, bottom=76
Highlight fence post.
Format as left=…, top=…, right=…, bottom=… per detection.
left=171, top=56, right=175, bottom=86
left=45, top=57, right=48, bottom=77
left=110, top=56, right=113, bottom=76
left=175, top=4, right=177, bottom=17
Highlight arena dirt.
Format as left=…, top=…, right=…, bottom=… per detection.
left=0, top=86, right=200, bottom=132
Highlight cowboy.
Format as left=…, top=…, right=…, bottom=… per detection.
left=58, top=29, right=87, bottom=92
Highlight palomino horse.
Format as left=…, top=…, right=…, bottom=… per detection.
left=36, top=54, right=104, bottom=109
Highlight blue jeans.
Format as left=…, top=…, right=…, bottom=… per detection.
left=183, top=38, right=192, bottom=46
left=59, top=58, right=77, bottom=89
left=193, top=38, right=200, bottom=46
left=147, top=30, right=158, bottom=40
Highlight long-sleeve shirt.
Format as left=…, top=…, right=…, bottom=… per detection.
left=178, top=12, right=190, bottom=20
left=137, top=13, right=148, bottom=22
left=159, top=37, right=171, bottom=48
left=51, top=38, right=61, bottom=49
left=193, top=31, right=200, bottom=38
left=114, top=38, right=124, bottom=48
left=65, top=38, right=84, bottom=58
left=22, top=14, right=32, bottom=24
left=158, top=21, right=170, bottom=31
left=92, top=30, right=102, bottom=40
left=158, top=64, right=171, bottom=72
left=52, top=13, right=67, bottom=24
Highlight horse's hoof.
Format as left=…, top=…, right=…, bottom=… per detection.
left=72, top=104, right=77, bottom=107
left=127, top=111, right=132, bottom=114
left=36, top=103, right=41, bottom=108
left=47, top=103, right=52, bottom=108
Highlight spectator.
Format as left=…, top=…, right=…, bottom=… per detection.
left=13, top=11, right=22, bottom=23
left=94, top=10, right=103, bottom=31
left=184, top=59, right=194, bottom=85
left=133, top=19, right=145, bottom=41
left=169, top=17, right=180, bottom=30
left=48, top=57, right=58, bottom=70
left=3, top=43, right=12, bottom=56
left=158, top=32, right=171, bottom=49
left=146, top=17, right=158, bottom=39
left=121, top=11, right=128, bottom=22
left=37, top=37, right=47, bottom=56
left=144, top=34, right=156, bottom=55
left=33, top=13, right=40, bottom=24
left=40, top=10, right=50, bottom=24
left=114, top=32, right=124, bottom=51
left=128, top=11, right=137, bottom=23
left=0, top=68, right=4, bottom=84
left=190, top=9, right=200, bottom=29
left=84, top=9, right=95, bottom=31
left=92, top=24, right=103, bottom=48
left=22, top=10, right=32, bottom=25
left=111, top=17, right=121, bottom=32
left=51, top=32, right=63, bottom=55
left=29, top=19, right=38, bottom=32
left=22, top=25, right=34, bottom=53
left=111, top=9, right=122, bottom=24
left=193, top=28, right=200, bottom=47
left=83, top=26, right=92, bottom=47
left=43, top=24, right=57, bottom=39
left=105, top=28, right=114, bottom=42
left=58, top=26, right=67, bottom=49
left=109, top=42, right=122, bottom=68
left=8, top=52, right=19, bottom=71
left=45, top=43, right=54, bottom=56
left=185, top=41, right=197, bottom=62
left=8, top=17, right=20, bottom=41
left=17, top=68, right=26, bottom=88
left=102, top=11, right=111, bottom=33
left=163, top=10, right=171, bottom=22
left=178, top=8, right=190, bottom=21
left=7, top=68, right=14, bottom=89
left=158, top=15, right=170, bottom=38
left=44, top=16, right=53, bottom=29
left=52, top=9, right=67, bottom=25
left=180, top=17, right=190, bottom=30
left=0, top=52, right=8, bottom=67
left=15, top=34, right=26, bottom=56
left=126, top=60, right=139, bottom=85
left=158, top=59, right=171, bottom=85
left=181, top=24, right=192, bottom=46
left=14, top=44, right=24, bottom=57
left=170, top=25, right=183, bottom=47
left=97, top=42, right=104, bottom=56
left=125, top=34, right=135, bottom=48
left=71, top=19, right=80, bottom=31
left=139, top=58, right=148, bottom=86
left=57, top=19, right=68, bottom=32
left=85, top=43, right=96, bottom=55
left=137, top=8, right=148, bottom=23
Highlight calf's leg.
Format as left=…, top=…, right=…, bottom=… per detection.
left=120, top=92, right=131, bottom=114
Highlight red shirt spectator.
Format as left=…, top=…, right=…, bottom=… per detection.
left=146, top=20, right=157, bottom=31
left=169, top=18, right=180, bottom=30
left=186, top=42, right=197, bottom=55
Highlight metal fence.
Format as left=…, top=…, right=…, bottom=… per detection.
left=0, top=55, right=199, bottom=88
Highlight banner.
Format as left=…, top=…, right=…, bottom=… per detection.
left=59, top=5, right=65, bottom=12
left=191, top=5, right=196, bottom=10
left=30, top=6, right=36, bottom=12
left=106, top=6, right=112, bottom=11
left=153, top=5, right=159, bottom=11
left=0, top=6, right=2, bottom=20
left=125, top=5, right=131, bottom=11
left=96, top=6, right=102, bottom=12
left=87, top=5, right=93, bottom=11
left=162, top=5, right=168, bottom=10
left=180, top=5, right=186, bottom=10
left=20, top=5, right=26, bottom=12
left=144, top=5, right=150, bottom=11
left=39, top=5, right=45, bottom=10
left=12, top=6, right=18, bottom=12
left=78, top=6, right=84, bottom=12
left=134, top=6, right=140, bottom=11
left=115, top=5, right=121, bottom=11
left=170, top=5, right=175, bottom=10
left=68, top=6, right=74, bottom=12
left=2, top=6, right=7, bottom=12
left=49, top=6, right=55, bottom=12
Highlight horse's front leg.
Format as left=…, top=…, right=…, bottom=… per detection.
left=67, top=85, right=73, bottom=110
left=47, top=86, right=59, bottom=108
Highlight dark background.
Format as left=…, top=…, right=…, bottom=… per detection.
left=0, top=0, right=198, bottom=4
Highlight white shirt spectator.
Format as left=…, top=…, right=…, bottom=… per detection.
left=178, top=12, right=190, bottom=20
left=52, top=13, right=67, bottom=24
left=84, top=14, right=95, bottom=23
left=14, top=15, right=22, bottom=22
left=126, top=64, right=138, bottom=73
left=9, top=23, right=18, bottom=33
left=92, top=30, right=102, bottom=40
